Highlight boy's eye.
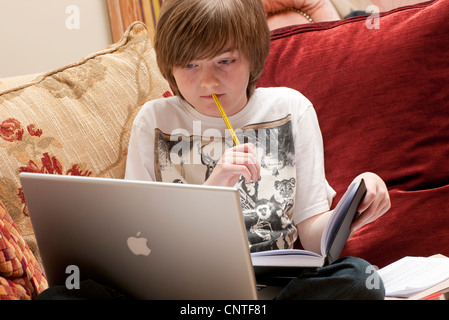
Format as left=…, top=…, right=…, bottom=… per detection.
left=219, top=59, right=235, bottom=65
left=185, top=63, right=197, bottom=69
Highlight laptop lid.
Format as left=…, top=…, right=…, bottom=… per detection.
left=20, top=173, right=258, bottom=300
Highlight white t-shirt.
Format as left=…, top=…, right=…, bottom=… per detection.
left=125, top=87, right=335, bottom=252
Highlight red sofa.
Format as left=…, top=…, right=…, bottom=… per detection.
left=257, top=0, right=449, bottom=268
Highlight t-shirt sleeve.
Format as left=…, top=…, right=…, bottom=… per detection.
left=125, top=103, right=156, bottom=182
left=292, top=104, right=336, bottom=225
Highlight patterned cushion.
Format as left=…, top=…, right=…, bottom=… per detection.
left=0, top=21, right=171, bottom=270
left=0, top=200, right=47, bottom=299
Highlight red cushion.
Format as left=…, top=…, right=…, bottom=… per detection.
left=343, top=186, right=449, bottom=268
left=258, top=0, right=449, bottom=267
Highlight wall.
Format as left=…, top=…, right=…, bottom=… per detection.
left=0, top=0, right=113, bottom=78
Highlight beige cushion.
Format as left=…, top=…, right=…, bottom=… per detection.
left=0, top=73, right=42, bottom=92
left=0, top=21, right=171, bottom=264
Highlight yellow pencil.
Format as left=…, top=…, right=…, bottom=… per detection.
left=212, top=94, right=240, bottom=146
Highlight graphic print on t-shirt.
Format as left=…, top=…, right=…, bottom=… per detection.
left=154, top=115, right=297, bottom=252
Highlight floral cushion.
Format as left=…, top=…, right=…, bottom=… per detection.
left=0, top=21, right=171, bottom=270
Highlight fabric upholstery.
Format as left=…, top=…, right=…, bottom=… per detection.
left=0, top=21, right=171, bottom=272
left=0, top=74, right=42, bottom=92
left=0, top=200, right=47, bottom=299
left=258, top=0, right=449, bottom=267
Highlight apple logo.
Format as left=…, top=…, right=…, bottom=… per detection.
left=127, top=232, right=151, bottom=256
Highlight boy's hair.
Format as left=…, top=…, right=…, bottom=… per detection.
left=154, top=0, right=270, bottom=98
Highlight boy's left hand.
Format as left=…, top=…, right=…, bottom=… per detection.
left=350, top=172, right=391, bottom=234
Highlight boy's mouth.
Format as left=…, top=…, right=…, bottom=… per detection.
left=203, top=94, right=224, bottom=99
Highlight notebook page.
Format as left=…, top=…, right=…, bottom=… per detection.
left=378, top=256, right=449, bottom=297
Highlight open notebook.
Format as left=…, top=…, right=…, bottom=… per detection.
left=252, top=179, right=366, bottom=270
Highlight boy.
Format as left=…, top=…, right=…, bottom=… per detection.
left=125, top=0, right=390, bottom=299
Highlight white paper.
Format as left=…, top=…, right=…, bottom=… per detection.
left=378, top=256, right=449, bottom=297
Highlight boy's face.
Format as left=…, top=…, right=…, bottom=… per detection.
left=172, top=49, right=251, bottom=117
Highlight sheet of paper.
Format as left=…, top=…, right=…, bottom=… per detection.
left=378, top=256, right=449, bottom=297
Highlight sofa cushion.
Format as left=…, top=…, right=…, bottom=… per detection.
left=258, top=0, right=449, bottom=267
left=0, top=73, right=42, bottom=92
left=0, top=21, right=171, bottom=266
left=342, top=186, right=449, bottom=267
left=0, top=200, right=47, bottom=299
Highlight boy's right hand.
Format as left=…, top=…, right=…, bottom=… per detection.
left=203, top=143, right=261, bottom=187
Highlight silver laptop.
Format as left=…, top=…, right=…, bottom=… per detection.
left=20, top=172, right=266, bottom=300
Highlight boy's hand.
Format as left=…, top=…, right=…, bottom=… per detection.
left=297, top=172, right=391, bottom=253
left=351, top=172, right=391, bottom=233
left=203, top=143, right=260, bottom=187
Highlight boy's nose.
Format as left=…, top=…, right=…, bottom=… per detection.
left=199, top=68, right=219, bottom=89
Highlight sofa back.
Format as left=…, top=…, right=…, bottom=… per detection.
left=258, top=0, right=449, bottom=267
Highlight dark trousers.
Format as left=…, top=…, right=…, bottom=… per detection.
left=273, top=257, right=385, bottom=300
left=37, top=257, right=384, bottom=300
